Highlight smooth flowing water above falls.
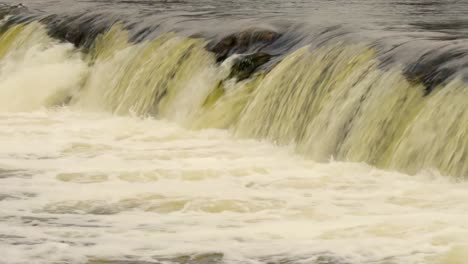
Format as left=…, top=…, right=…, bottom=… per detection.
left=0, top=1, right=467, bottom=264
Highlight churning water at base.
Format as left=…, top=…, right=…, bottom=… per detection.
left=1, top=110, right=468, bottom=264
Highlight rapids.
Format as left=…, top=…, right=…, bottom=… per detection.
left=0, top=1, right=467, bottom=263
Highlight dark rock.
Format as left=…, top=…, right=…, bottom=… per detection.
left=201, top=52, right=271, bottom=108
left=404, top=48, right=466, bottom=95
left=228, top=52, right=272, bottom=81
left=41, top=15, right=113, bottom=50
left=208, top=28, right=280, bottom=62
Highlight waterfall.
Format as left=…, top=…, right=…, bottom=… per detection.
left=0, top=14, right=466, bottom=178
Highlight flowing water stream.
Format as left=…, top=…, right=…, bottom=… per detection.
left=0, top=1, right=467, bottom=263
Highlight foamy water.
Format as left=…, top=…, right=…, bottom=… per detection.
left=1, top=110, right=468, bottom=264
left=0, top=6, right=467, bottom=263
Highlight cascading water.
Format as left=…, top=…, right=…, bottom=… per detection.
left=0, top=1, right=467, bottom=263
left=0, top=22, right=87, bottom=112
left=3, top=21, right=462, bottom=177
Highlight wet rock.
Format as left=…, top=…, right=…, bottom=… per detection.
left=404, top=48, right=466, bottom=95
left=229, top=52, right=272, bottom=81
left=41, top=15, right=113, bottom=50
left=208, top=28, right=280, bottom=62
left=201, top=52, right=270, bottom=108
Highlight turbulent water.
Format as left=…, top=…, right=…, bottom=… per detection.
left=0, top=1, right=467, bottom=263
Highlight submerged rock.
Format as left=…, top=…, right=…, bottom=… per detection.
left=41, top=15, right=113, bottom=50
left=208, top=28, right=280, bottom=62
left=404, top=48, right=466, bottom=95
left=201, top=52, right=271, bottom=109
left=229, top=52, right=272, bottom=81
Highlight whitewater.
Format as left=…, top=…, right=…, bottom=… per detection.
left=0, top=1, right=467, bottom=263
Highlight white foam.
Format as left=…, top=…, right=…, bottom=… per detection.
left=0, top=43, right=87, bottom=112
left=0, top=110, right=466, bottom=264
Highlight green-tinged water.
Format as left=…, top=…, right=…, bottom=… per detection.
left=0, top=22, right=466, bottom=176
left=0, top=19, right=467, bottom=264
left=45, top=23, right=464, bottom=178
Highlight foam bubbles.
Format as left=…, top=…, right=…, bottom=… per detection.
left=0, top=111, right=467, bottom=264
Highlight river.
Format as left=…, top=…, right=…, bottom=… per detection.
left=0, top=1, right=467, bottom=263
